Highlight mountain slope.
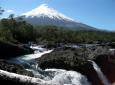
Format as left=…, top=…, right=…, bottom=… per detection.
left=20, top=4, right=97, bottom=30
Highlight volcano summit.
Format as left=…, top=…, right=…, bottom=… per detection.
left=21, top=4, right=96, bottom=30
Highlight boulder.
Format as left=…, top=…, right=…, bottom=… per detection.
left=0, top=41, right=34, bottom=59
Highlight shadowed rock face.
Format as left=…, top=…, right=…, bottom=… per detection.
left=0, top=78, right=33, bottom=85
left=95, top=54, right=115, bottom=84
left=80, top=62, right=104, bottom=85
left=0, top=41, right=33, bottom=59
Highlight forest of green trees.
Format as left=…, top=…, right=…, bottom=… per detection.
left=0, top=7, right=115, bottom=45
left=0, top=17, right=115, bottom=45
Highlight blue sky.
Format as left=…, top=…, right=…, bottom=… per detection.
left=0, top=0, right=115, bottom=31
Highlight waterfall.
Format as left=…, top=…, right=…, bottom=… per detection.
left=89, top=60, right=110, bottom=85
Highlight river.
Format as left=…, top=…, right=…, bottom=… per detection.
left=9, top=45, right=91, bottom=85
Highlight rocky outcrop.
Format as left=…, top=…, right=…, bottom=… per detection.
left=37, top=46, right=109, bottom=70
left=37, top=47, right=109, bottom=85
left=0, top=41, right=33, bottom=59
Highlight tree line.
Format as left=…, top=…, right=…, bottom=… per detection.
left=0, top=14, right=115, bottom=45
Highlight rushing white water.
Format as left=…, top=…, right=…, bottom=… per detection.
left=46, top=69, right=91, bottom=85
left=89, top=60, right=110, bottom=85
left=26, top=68, right=91, bottom=85
left=20, top=49, right=53, bottom=60
left=10, top=46, right=91, bottom=85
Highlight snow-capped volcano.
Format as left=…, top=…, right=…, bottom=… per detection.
left=22, top=4, right=74, bottom=21
left=20, top=4, right=96, bottom=30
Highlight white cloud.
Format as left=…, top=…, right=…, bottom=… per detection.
left=6, top=10, right=14, bottom=13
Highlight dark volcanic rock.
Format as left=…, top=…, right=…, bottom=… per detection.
left=0, top=77, right=34, bottom=85
left=108, top=42, right=115, bottom=48
left=0, top=41, right=33, bottom=59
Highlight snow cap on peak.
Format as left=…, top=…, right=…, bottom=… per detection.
left=35, top=4, right=49, bottom=11
left=22, top=4, right=74, bottom=21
